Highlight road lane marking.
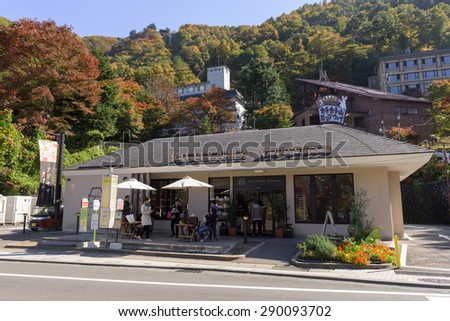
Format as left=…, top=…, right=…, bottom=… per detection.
left=400, top=244, right=407, bottom=267
left=404, top=233, right=414, bottom=241
left=0, top=272, right=450, bottom=298
left=439, top=234, right=450, bottom=241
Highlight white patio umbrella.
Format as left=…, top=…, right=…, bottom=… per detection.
left=162, top=175, right=213, bottom=210
left=117, top=178, right=156, bottom=191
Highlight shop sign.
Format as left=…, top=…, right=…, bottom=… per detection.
left=317, top=95, right=347, bottom=124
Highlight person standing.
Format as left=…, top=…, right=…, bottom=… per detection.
left=122, top=195, right=132, bottom=222
left=136, top=197, right=153, bottom=240
left=170, top=199, right=183, bottom=237
left=251, top=199, right=262, bottom=237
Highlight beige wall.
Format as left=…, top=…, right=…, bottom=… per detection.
left=354, top=167, right=394, bottom=239
left=389, top=171, right=404, bottom=238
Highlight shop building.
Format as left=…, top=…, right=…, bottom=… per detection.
left=63, top=125, right=432, bottom=240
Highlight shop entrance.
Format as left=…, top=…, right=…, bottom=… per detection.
left=233, top=176, right=286, bottom=235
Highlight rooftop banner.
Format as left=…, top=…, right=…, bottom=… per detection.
left=36, top=140, right=58, bottom=207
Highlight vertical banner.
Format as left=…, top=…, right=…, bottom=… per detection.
left=100, top=174, right=118, bottom=228
left=36, top=140, right=58, bottom=206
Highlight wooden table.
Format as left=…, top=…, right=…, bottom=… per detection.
left=176, top=223, right=196, bottom=242
left=120, top=222, right=141, bottom=238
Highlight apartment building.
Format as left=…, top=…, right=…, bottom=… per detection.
left=375, top=48, right=450, bottom=96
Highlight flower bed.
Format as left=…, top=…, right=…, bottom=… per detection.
left=296, top=230, right=397, bottom=268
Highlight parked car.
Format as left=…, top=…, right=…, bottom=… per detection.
left=29, top=206, right=63, bottom=231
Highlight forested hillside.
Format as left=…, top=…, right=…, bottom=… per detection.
left=87, top=1, right=450, bottom=100
left=1, top=0, right=450, bottom=195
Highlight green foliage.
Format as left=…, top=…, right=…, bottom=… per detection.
left=64, top=146, right=118, bottom=169
left=403, top=155, right=449, bottom=184
left=226, top=197, right=237, bottom=227
left=271, top=193, right=288, bottom=228
left=238, top=59, right=288, bottom=113
left=0, top=109, right=41, bottom=195
left=297, top=234, right=337, bottom=261
left=427, top=79, right=450, bottom=138
left=253, top=103, right=294, bottom=129
left=348, top=188, right=375, bottom=241
left=199, top=114, right=214, bottom=135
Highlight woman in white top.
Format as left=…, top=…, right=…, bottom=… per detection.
left=137, top=197, right=153, bottom=240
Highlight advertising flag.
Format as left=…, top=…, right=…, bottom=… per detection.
left=36, top=140, right=58, bottom=206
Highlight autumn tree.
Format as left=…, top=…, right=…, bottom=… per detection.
left=253, top=104, right=294, bottom=130
left=428, top=79, right=450, bottom=138
left=176, top=87, right=235, bottom=134
left=0, top=19, right=101, bottom=136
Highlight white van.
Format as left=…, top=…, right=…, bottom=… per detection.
left=434, top=151, right=450, bottom=163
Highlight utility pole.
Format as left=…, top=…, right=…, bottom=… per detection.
left=54, top=132, right=64, bottom=221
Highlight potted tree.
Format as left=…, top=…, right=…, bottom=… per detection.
left=271, top=194, right=288, bottom=238
left=227, top=197, right=238, bottom=236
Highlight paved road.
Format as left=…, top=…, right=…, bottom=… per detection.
left=1, top=260, right=449, bottom=301
left=402, top=224, right=450, bottom=270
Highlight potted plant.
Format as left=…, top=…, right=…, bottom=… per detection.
left=271, top=194, right=287, bottom=238
left=226, top=197, right=237, bottom=236
left=284, top=223, right=294, bottom=238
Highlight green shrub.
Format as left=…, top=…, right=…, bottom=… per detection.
left=297, top=234, right=337, bottom=261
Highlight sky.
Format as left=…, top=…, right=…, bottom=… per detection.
left=2, top=0, right=319, bottom=38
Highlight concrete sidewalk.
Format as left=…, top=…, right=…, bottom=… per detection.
left=1, top=227, right=450, bottom=289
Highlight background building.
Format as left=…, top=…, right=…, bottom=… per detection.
left=174, top=65, right=245, bottom=131
left=294, top=79, right=433, bottom=144
left=372, top=48, right=450, bottom=97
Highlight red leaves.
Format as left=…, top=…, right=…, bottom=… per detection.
left=0, top=19, right=101, bottom=134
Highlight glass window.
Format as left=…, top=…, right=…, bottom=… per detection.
left=209, top=177, right=230, bottom=217
left=424, top=82, right=432, bottom=93
left=407, top=84, right=419, bottom=89
left=396, top=107, right=418, bottom=115
left=395, top=107, right=407, bottom=115
left=177, top=88, right=184, bottom=94
left=443, top=69, right=450, bottom=77
left=404, top=72, right=419, bottom=81
left=423, top=70, right=438, bottom=79
left=150, top=179, right=187, bottom=220
left=403, top=60, right=417, bottom=69
left=294, top=174, right=354, bottom=224
left=422, top=57, right=436, bottom=66
left=385, top=62, right=399, bottom=70
left=187, top=86, right=194, bottom=93
left=407, top=107, right=419, bottom=115
left=441, top=56, right=450, bottom=64
left=388, top=74, right=400, bottom=82
left=388, top=86, right=402, bottom=94
left=198, top=85, right=206, bottom=91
